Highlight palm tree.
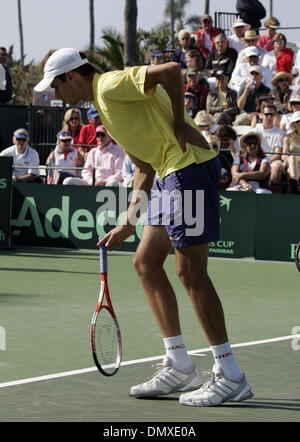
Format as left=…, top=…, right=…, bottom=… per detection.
left=17, top=0, right=24, bottom=66
left=89, top=0, right=95, bottom=51
left=124, top=0, right=138, bottom=67
left=86, top=28, right=124, bottom=73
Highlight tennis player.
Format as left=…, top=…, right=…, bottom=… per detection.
left=35, top=48, right=253, bottom=406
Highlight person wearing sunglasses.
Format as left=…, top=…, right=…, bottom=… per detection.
left=57, top=108, right=83, bottom=147
left=0, top=128, right=42, bottom=182
left=46, top=132, right=84, bottom=184
left=172, top=30, right=198, bottom=70
left=191, top=14, right=223, bottom=59
left=270, top=71, right=293, bottom=115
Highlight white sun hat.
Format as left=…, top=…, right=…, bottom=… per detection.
left=34, top=48, right=88, bottom=92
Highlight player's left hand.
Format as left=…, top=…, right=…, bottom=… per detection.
left=175, top=122, right=210, bottom=153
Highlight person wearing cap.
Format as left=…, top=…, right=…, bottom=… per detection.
left=150, top=50, right=164, bottom=66
left=227, top=18, right=250, bottom=54
left=227, top=131, right=271, bottom=193
left=257, top=17, right=280, bottom=52
left=34, top=47, right=254, bottom=407
left=63, top=125, right=124, bottom=187
left=270, top=71, right=293, bottom=115
left=193, top=110, right=212, bottom=140
left=184, top=91, right=197, bottom=117
left=230, top=45, right=273, bottom=93
left=280, top=93, right=300, bottom=133
left=77, top=107, right=101, bottom=158
left=236, top=30, right=267, bottom=66
left=206, top=70, right=239, bottom=125
left=191, top=14, right=223, bottom=59
left=46, top=131, right=84, bottom=184
left=282, top=111, right=300, bottom=193
left=0, top=128, right=42, bottom=182
left=252, top=102, right=285, bottom=191
left=184, top=69, right=209, bottom=112
left=234, top=65, right=270, bottom=126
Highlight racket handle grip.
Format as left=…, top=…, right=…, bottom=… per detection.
left=99, top=236, right=108, bottom=273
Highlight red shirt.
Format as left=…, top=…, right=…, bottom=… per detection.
left=78, top=124, right=97, bottom=151
left=194, top=27, right=223, bottom=58
left=277, top=48, right=294, bottom=73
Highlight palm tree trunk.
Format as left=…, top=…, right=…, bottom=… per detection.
left=124, top=0, right=137, bottom=67
left=17, top=0, right=24, bottom=66
left=89, top=0, right=95, bottom=51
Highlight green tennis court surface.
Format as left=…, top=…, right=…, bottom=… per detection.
left=0, top=247, right=299, bottom=423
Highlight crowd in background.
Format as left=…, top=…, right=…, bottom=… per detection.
left=1, top=12, right=300, bottom=194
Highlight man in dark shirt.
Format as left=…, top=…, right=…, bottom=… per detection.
left=0, top=47, right=12, bottom=103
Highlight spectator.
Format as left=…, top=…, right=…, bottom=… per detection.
left=257, top=17, right=280, bottom=52
left=252, top=102, right=285, bottom=191
left=63, top=125, right=124, bottom=187
left=0, top=63, right=5, bottom=90
left=251, top=94, right=276, bottom=127
left=57, top=108, right=83, bottom=146
left=0, top=47, right=12, bottom=103
left=184, top=70, right=209, bottom=112
left=150, top=50, right=164, bottom=66
left=234, top=65, right=270, bottom=126
left=293, top=49, right=300, bottom=79
left=46, top=132, right=84, bottom=184
left=184, top=92, right=197, bottom=118
left=282, top=111, right=300, bottom=193
left=237, top=30, right=267, bottom=65
left=280, top=93, right=300, bottom=133
left=230, top=46, right=273, bottom=93
left=270, top=71, right=293, bottom=115
left=193, top=110, right=212, bottom=140
left=206, top=70, right=239, bottom=125
left=227, top=18, right=250, bottom=54
left=227, top=131, right=271, bottom=193
left=206, top=133, right=232, bottom=189
left=262, top=33, right=294, bottom=75
left=214, top=124, right=240, bottom=166
left=191, top=14, right=223, bottom=59
left=172, top=30, right=194, bottom=69
left=236, top=0, right=266, bottom=30
left=182, top=49, right=209, bottom=82
left=78, top=107, right=101, bottom=158
left=205, top=33, right=238, bottom=90
left=122, top=153, right=136, bottom=187
left=0, top=128, right=42, bottom=183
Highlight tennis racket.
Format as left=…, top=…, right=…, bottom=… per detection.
left=295, top=242, right=300, bottom=272
left=91, top=239, right=122, bottom=376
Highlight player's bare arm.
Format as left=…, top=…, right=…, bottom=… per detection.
left=98, top=154, right=156, bottom=250
left=144, top=62, right=210, bottom=152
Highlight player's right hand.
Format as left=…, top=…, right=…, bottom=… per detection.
left=97, top=224, right=135, bottom=251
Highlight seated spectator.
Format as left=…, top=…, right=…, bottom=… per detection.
left=263, top=33, right=294, bottom=75
left=193, top=110, right=213, bottom=140
left=57, top=108, right=83, bottom=146
left=214, top=125, right=240, bottom=166
left=78, top=107, right=101, bottom=158
left=0, top=128, right=42, bottom=183
left=236, top=0, right=267, bottom=30
left=184, top=70, right=209, bottom=112
left=282, top=111, right=300, bottom=194
left=237, top=30, right=267, bottom=65
left=257, top=17, right=280, bottom=52
left=270, top=71, right=293, bottom=115
left=0, top=63, right=5, bottom=91
left=280, top=93, right=300, bottom=133
left=234, top=65, right=270, bottom=126
left=252, top=102, right=285, bottom=191
left=227, top=131, right=272, bottom=194
left=63, top=125, right=124, bottom=186
left=227, top=18, right=250, bottom=54
left=191, top=14, right=223, bottom=59
left=205, top=33, right=238, bottom=89
left=230, top=46, right=273, bottom=93
left=172, top=30, right=194, bottom=69
left=150, top=50, right=164, bottom=65
left=251, top=94, right=276, bottom=127
left=182, top=49, right=209, bottom=82
left=207, top=133, right=232, bottom=189
left=122, top=153, right=136, bottom=187
left=46, top=132, right=84, bottom=184
left=206, top=70, right=239, bottom=125
left=184, top=92, right=197, bottom=118
left=293, top=49, right=300, bottom=80
left=0, top=47, right=12, bottom=103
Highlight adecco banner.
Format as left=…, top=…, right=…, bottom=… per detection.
left=0, top=157, right=13, bottom=248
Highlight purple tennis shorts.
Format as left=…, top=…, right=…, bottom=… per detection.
left=145, top=157, right=221, bottom=248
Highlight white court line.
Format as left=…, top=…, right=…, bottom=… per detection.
left=1, top=334, right=299, bottom=390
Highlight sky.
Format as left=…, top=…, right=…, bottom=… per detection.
left=1, top=0, right=300, bottom=63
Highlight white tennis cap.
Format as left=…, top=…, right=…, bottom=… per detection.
left=34, top=48, right=88, bottom=92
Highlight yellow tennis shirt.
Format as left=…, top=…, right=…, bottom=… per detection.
left=93, top=65, right=216, bottom=179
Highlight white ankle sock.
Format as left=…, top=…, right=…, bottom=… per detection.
left=210, top=341, right=242, bottom=381
left=163, top=335, right=193, bottom=371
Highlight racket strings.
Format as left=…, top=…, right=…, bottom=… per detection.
left=94, top=308, right=120, bottom=374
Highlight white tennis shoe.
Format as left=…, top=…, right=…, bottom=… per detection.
left=179, top=367, right=254, bottom=407
left=130, top=357, right=203, bottom=398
